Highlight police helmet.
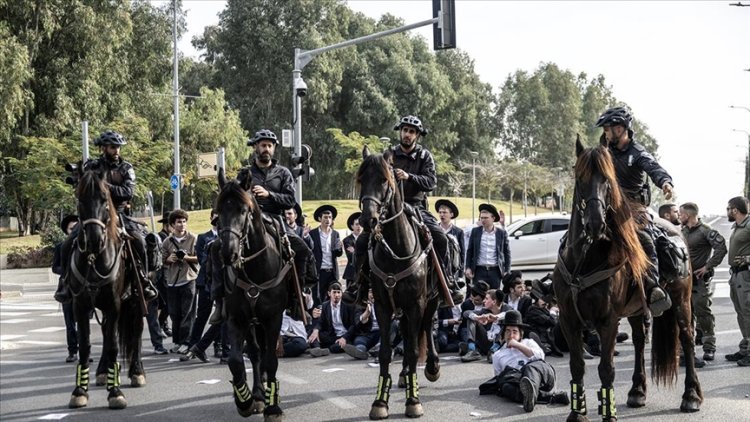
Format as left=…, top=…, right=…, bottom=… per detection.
left=594, top=107, right=632, bottom=129
left=94, top=130, right=127, bottom=146
left=247, top=129, right=278, bottom=146
left=393, top=115, right=428, bottom=136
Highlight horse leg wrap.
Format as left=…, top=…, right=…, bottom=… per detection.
left=375, top=374, right=392, bottom=403
left=106, top=362, right=120, bottom=391
left=232, top=381, right=252, bottom=404
left=597, top=387, right=616, bottom=419
left=571, top=382, right=587, bottom=415
left=75, top=364, right=90, bottom=392
left=405, top=373, right=419, bottom=401
left=265, top=380, right=280, bottom=407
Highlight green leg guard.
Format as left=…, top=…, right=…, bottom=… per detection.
left=106, top=362, right=120, bottom=391
left=76, top=364, right=90, bottom=391
left=265, top=380, right=280, bottom=407
left=597, top=387, right=616, bottom=419
left=232, top=381, right=252, bottom=404
left=571, top=381, right=587, bottom=415
left=375, top=374, right=392, bottom=403
left=405, top=373, right=419, bottom=401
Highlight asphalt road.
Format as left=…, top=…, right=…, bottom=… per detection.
left=1, top=217, right=748, bottom=421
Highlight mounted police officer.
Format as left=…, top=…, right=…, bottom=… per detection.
left=54, top=130, right=158, bottom=303
left=347, top=115, right=459, bottom=306
left=595, top=106, right=673, bottom=317
left=209, top=129, right=316, bottom=323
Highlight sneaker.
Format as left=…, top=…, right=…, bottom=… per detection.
left=548, top=390, right=570, bottom=406
left=162, top=325, right=173, bottom=337
left=519, top=376, right=538, bottom=412
left=309, top=347, right=330, bottom=358
left=369, top=344, right=380, bottom=357
left=154, top=346, right=168, bottom=355
left=458, top=342, right=469, bottom=356
left=703, top=351, right=715, bottom=361
left=170, top=344, right=184, bottom=354
left=66, top=354, right=76, bottom=363
left=726, top=351, right=745, bottom=361
left=186, top=347, right=210, bottom=362
left=177, top=344, right=189, bottom=354
left=156, top=328, right=168, bottom=339
left=648, top=287, right=672, bottom=318
left=343, top=344, right=369, bottom=360
left=461, top=350, right=482, bottom=363
left=737, top=355, right=750, bottom=367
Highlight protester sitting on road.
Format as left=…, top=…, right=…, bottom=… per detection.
left=344, top=289, right=381, bottom=360
left=524, top=278, right=564, bottom=358
left=307, top=282, right=356, bottom=356
left=458, top=281, right=489, bottom=356
left=502, top=271, right=532, bottom=317
left=482, top=310, right=569, bottom=412
left=436, top=302, right=463, bottom=354
left=461, top=289, right=511, bottom=362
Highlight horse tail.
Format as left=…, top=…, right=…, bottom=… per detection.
left=650, top=307, right=679, bottom=386
left=418, top=330, right=427, bottom=363
left=118, top=295, right=143, bottom=371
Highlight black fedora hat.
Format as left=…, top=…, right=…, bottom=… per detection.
left=478, top=203, right=500, bottom=222
left=502, top=309, right=530, bottom=329
left=157, top=211, right=171, bottom=224
left=501, top=270, right=523, bottom=294
left=313, top=205, right=338, bottom=222
left=347, top=212, right=362, bottom=231
left=289, top=203, right=304, bottom=226
left=60, top=214, right=78, bottom=233
left=470, top=280, right=490, bottom=298
left=434, top=199, right=459, bottom=219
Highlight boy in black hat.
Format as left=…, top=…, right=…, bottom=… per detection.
left=310, top=205, right=343, bottom=306
left=465, top=203, right=511, bottom=290
left=342, top=212, right=362, bottom=293
left=489, top=310, right=569, bottom=412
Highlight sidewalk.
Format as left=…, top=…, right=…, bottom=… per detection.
left=0, top=267, right=55, bottom=298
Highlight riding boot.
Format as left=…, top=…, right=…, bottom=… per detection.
left=127, top=231, right=159, bottom=302
left=638, top=227, right=671, bottom=317
left=54, top=276, right=72, bottom=304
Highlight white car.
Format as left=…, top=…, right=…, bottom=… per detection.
left=505, top=214, right=571, bottom=269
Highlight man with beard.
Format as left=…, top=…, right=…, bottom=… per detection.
left=210, top=129, right=316, bottom=323
left=659, top=203, right=680, bottom=226
left=725, top=196, right=750, bottom=366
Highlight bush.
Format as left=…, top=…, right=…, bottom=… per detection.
left=41, top=226, right=65, bottom=249
left=7, top=246, right=54, bottom=269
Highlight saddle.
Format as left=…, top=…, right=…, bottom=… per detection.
left=654, top=226, right=689, bottom=283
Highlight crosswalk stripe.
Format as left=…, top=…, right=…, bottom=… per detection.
left=29, top=327, right=66, bottom=333
left=0, top=319, right=34, bottom=324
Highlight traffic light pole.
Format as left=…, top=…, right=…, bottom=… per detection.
left=291, top=16, right=441, bottom=204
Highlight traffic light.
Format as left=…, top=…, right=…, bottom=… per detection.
left=432, top=0, right=456, bottom=50
left=64, top=162, right=79, bottom=186
left=291, top=144, right=314, bottom=182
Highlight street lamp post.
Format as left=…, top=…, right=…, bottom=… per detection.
left=469, top=151, right=478, bottom=223
left=733, top=129, right=750, bottom=197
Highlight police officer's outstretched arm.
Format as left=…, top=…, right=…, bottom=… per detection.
left=636, top=150, right=673, bottom=196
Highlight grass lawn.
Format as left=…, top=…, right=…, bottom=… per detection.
left=0, top=197, right=560, bottom=253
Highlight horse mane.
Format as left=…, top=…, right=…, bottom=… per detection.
left=355, top=153, right=396, bottom=190
left=575, top=146, right=650, bottom=294
left=217, top=178, right=258, bottom=213
left=77, top=170, right=119, bottom=240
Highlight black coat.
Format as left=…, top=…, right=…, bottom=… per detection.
left=505, top=295, right=533, bottom=318
left=466, top=226, right=511, bottom=275
left=310, top=227, right=343, bottom=280
left=342, top=233, right=358, bottom=281
left=236, top=160, right=295, bottom=215
left=315, top=300, right=357, bottom=342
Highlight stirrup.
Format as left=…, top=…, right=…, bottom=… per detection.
left=648, top=288, right=671, bottom=317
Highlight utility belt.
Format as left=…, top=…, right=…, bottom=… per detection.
left=730, top=264, right=749, bottom=274
left=624, top=187, right=650, bottom=207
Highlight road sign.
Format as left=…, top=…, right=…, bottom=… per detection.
left=170, top=174, right=179, bottom=191
left=197, top=152, right=217, bottom=178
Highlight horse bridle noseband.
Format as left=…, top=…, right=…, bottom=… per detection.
left=575, top=179, right=613, bottom=242
left=219, top=211, right=268, bottom=268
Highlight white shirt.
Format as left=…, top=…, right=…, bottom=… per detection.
left=478, top=228, right=498, bottom=266
left=492, top=338, right=545, bottom=376
left=331, top=302, right=347, bottom=337
left=507, top=296, right=521, bottom=311
left=280, top=311, right=307, bottom=339
left=319, top=229, right=333, bottom=270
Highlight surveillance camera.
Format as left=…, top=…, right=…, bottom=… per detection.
left=295, top=78, right=308, bottom=97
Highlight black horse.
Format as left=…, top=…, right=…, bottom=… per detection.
left=356, top=146, right=441, bottom=420
left=552, top=139, right=702, bottom=421
left=66, top=169, right=146, bottom=409
left=215, top=170, right=291, bottom=421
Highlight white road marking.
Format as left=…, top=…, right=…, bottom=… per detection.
left=37, top=413, right=69, bottom=420
left=277, top=373, right=308, bottom=385
left=315, top=390, right=357, bottom=409
left=0, top=303, right=59, bottom=311
left=0, top=334, right=27, bottom=340
left=0, top=319, right=34, bottom=324
left=196, top=379, right=221, bottom=384
left=0, top=311, right=31, bottom=316
left=29, top=326, right=66, bottom=333
left=40, top=312, right=64, bottom=317
left=17, top=340, right=62, bottom=345
left=322, top=367, right=345, bottom=373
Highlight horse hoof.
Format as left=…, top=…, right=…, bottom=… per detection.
left=130, top=375, right=146, bottom=387
left=398, top=375, right=406, bottom=388
left=263, top=408, right=283, bottom=422
left=96, top=373, right=107, bottom=386
left=566, top=412, right=589, bottom=422
left=108, top=395, right=127, bottom=409
left=252, top=400, right=266, bottom=414
left=405, top=402, right=424, bottom=418
left=369, top=402, right=389, bottom=420
left=68, top=394, right=88, bottom=409
left=626, top=394, right=645, bottom=408
left=680, top=399, right=701, bottom=413
left=424, top=368, right=440, bottom=382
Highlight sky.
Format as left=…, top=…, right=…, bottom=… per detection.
left=170, top=0, right=750, bottom=215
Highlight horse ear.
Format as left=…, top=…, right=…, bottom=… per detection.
left=218, top=166, right=227, bottom=189
left=575, top=134, right=584, bottom=157
left=362, top=145, right=370, bottom=159
left=383, top=148, right=393, bottom=164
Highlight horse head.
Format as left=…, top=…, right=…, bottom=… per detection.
left=357, top=146, right=396, bottom=231
left=574, top=136, right=613, bottom=242
left=75, top=169, right=118, bottom=257
left=215, top=175, right=262, bottom=267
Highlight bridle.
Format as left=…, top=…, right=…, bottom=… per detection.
left=359, top=168, right=404, bottom=226
left=219, top=210, right=268, bottom=269
left=574, top=178, right=613, bottom=243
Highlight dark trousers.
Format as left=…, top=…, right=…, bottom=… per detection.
left=282, top=336, right=308, bottom=357
left=62, top=302, right=78, bottom=354
left=194, top=320, right=224, bottom=353
left=352, top=330, right=381, bottom=353
left=145, top=296, right=164, bottom=349
left=466, top=319, right=493, bottom=354
left=501, top=360, right=557, bottom=403
left=189, top=286, right=212, bottom=347
left=167, top=282, right=197, bottom=346
left=474, top=265, right=502, bottom=290
left=319, top=331, right=346, bottom=353
left=437, top=329, right=460, bottom=353
left=316, top=269, right=337, bottom=307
